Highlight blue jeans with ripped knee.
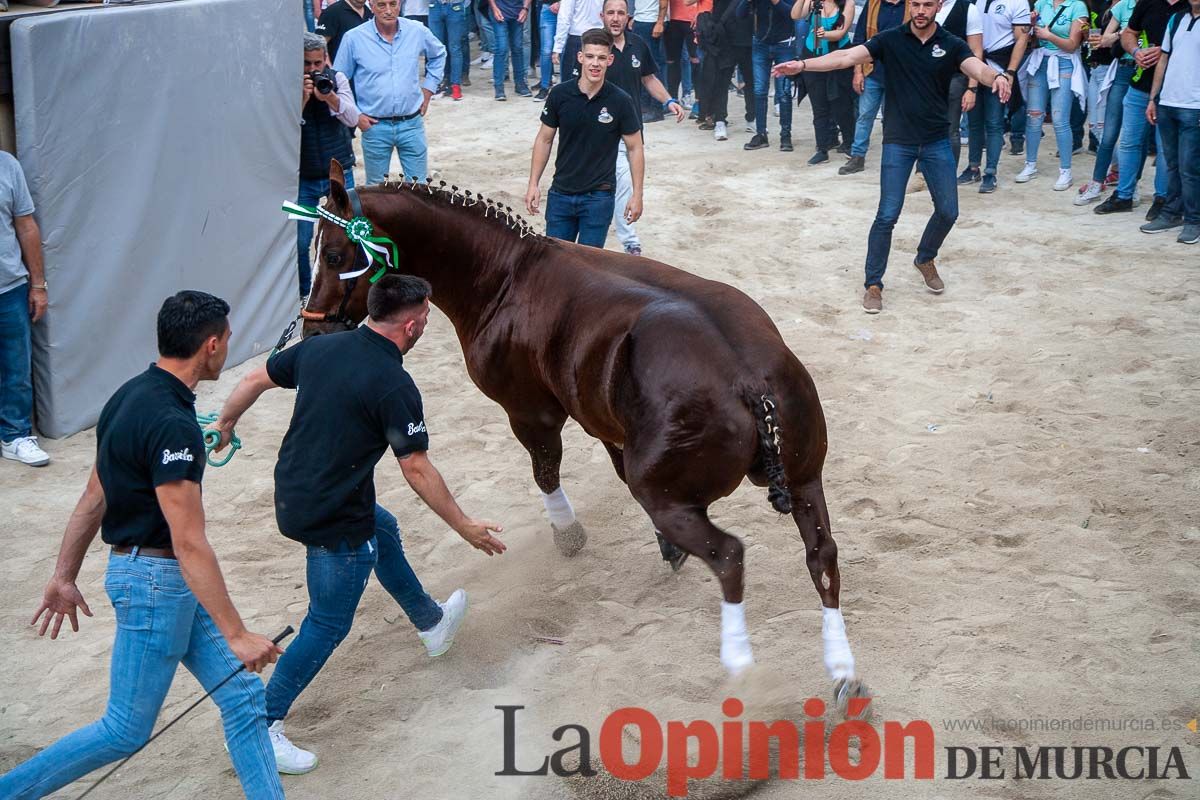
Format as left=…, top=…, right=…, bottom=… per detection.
left=265, top=504, right=442, bottom=722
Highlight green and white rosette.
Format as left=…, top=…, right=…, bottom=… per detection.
left=282, top=201, right=400, bottom=283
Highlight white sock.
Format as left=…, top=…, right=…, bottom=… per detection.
left=541, top=487, right=576, bottom=529
left=822, top=606, right=855, bottom=682
left=720, top=601, right=754, bottom=675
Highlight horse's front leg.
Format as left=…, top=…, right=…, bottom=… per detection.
left=509, top=412, right=587, bottom=557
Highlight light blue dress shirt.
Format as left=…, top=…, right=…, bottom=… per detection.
left=334, top=17, right=446, bottom=117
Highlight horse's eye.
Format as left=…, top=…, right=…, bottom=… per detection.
left=324, top=251, right=344, bottom=267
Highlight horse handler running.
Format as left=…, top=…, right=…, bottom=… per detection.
left=216, top=274, right=505, bottom=774
left=0, top=291, right=284, bottom=800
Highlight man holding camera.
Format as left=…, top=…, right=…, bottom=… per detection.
left=299, top=32, right=361, bottom=302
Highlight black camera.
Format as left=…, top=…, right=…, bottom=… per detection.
left=309, top=68, right=336, bottom=95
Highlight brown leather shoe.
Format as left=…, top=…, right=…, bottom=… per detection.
left=862, top=285, right=882, bottom=314
left=913, top=260, right=945, bottom=293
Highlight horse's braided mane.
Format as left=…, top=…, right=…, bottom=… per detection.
left=374, top=175, right=545, bottom=241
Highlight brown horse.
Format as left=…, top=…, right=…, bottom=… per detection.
left=302, top=162, right=865, bottom=702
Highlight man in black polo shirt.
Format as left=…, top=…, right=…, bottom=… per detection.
left=602, top=0, right=685, bottom=255
left=775, top=0, right=1011, bottom=314
left=525, top=27, right=644, bottom=248
left=2, top=292, right=284, bottom=800
left=215, top=274, right=504, bottom=774
left=317, top=0, right=374, bottom=62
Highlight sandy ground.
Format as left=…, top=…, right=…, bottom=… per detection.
left=2, top=69, right=1198, bottom=800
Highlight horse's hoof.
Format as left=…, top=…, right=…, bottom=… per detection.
left=833, top=677, right=872, bottom=721
left=669, top=552, right=689, bottom=572
left=552, top=521, right=587, bottom=557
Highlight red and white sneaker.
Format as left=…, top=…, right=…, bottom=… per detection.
left=451, top=84, right=463, bottom=101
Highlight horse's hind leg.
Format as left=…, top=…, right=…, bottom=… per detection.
left=508, top=411, right=587, bottom=557
left=640, top=501, right=752, bottom=674
left=602, top=441, right=687, bottom=571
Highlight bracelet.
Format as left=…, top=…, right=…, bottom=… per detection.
left=31, top=283, right=47, bottom=290
left=966, top=86, right=978, bottom=93
left=1004, top=68, right=1017, bottom=77
left=664, top=97, right=678, bottom=108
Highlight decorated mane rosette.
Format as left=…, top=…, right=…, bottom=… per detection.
left=282, top=201, right=400, bottom=283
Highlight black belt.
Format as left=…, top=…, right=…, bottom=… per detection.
left=113, top=544, right=177, bottom=560
left=374, top=111, right=421, bottom=122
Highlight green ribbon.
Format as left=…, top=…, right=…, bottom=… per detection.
left=282, top=201, right=400, bottom=283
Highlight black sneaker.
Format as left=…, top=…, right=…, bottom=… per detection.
left=839, top=155, right=865, bottom=175
left=534, top=86, right=549, bottom=100
left=1094, top=194, right=1133, bottom=214
left=1010, top=139, right=1025, bottom=156
left=836, top=142, right=852, bottom=156
left=807, top=150, right=828, bottom=165
left=744, top=133, right=769, bottom=150
left=957, top=166, right=981, bottom=185
left=780, top=136, right=794, bottom=152
left=979, top=174, right=997, bottom=193
left=515, top=86, right=532, bottom=97
left=1145, top=196, right=1166, bottom=222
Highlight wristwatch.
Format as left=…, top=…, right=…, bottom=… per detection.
left=31, top=280, right=47, bottom=290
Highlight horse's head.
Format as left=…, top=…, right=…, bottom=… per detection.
left=301, top=160, right=371, bottom=338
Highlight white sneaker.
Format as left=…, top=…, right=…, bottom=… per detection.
left=471, top=52, right=492, bottom=66
left=681, top=91, right=694, bottom=110
left=1053, top=168, right=1072, bottom=191
left=744, top=121, right=755, bottom=133
left=419, top=589, right=468, bottom=657
left=1074, top=180, right=1103, bottom=205
left=1132, top=188, right=1142, bottom=207
left=1014, top=162, right=1038, bottom=183
left=2, top=436, right=49, bottom=467
left=714, top=121, right=728, bottom=141
left=268, top=721, right=318, bottom=775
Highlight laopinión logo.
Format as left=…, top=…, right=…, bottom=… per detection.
left=495, top=702, right=1194, bottom=797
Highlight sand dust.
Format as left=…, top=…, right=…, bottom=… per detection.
left=1, top=76, right=1197, bottom=800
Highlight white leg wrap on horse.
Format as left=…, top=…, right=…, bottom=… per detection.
left=822, top=606, right=855, bottom=682
left=541, top=487, right=576, bottom=529
left=720, top=601, right=755, bottom=676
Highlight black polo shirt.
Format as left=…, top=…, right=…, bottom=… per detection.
left=1127, top=0, right=1189, bottom=91
left=607, top=33, right=658, bottom=125
left=863, top=23, right=973, bottom=146
left=266, top=325, right=429, bottom=549
left=316, top=0, right=374, bottom=63
left=541, top=78, right=640, bottom=195
left=96, top=365, right=206, bottom=550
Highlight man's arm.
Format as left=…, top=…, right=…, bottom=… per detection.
left=30, top=467, right=105, bottom=638
left=15, top=215, right=46, bottom=323
left=622, top=132, right=645, bottom=224
left=641, top=74, right=686, bottom=120
left=158, top=480, right=282, bottom=671
left=960, top=55, right=1011, bottom=101
left=330, top=71, right=361, bottom=127
left=216, top=365, right=278, bottom=450
left=554, top=0, right=578, bottom=55
left=1007, top=24, right=1030, bottom=75
left=397, top=451, right=506, bottom=554
left=1145, top=50, right=1168, bottom=124
left=962, top=31, right=984, bottom=109
left=655, top=0, right=668, bottom=36
left=421, top=28, right=448, bottom=114
left=773, top=43, right=873, bottom=76
left=526, top=123, right=557, bottom=215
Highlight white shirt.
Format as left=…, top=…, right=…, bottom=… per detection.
left=936, top=0, right=984, bottom=37
left=554, top=0, right=605, bottom=52
left=403, top=0, right=429, bottom=15
left=634, top=0, right=660, bottom=24
left=977, top=0, right=1031, bottom=69
left=1160, top=10, right=1200, bottom=109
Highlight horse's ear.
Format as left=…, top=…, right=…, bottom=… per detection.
left=327, top=159, right=351, bottom=214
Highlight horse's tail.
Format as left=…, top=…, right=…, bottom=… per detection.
left=750, top=392, right=793, bottom=515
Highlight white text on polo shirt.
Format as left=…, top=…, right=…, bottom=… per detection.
left=162, top=448, right=195, bottom=464
left=408, top=421, right=427, bottom=435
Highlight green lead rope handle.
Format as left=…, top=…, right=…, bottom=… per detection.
left=196, top=412, right=241, bottom=467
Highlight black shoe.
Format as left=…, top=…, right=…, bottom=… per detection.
left=957, top=166, right=981, bottom=185
left=1094, top=194, right=1133, bottom=214
left=1010, top=139, right=1025, bottom=156
left=1145, top=196, right=1166, bottom=222
left=744, top=133, right=769, bottom=150
left=979, top=174, right=997, bottom=193
left=515, top=86, right=532, bottom=97
left=839, top=155, right=865, bottom=175
left=780, top=136, right=794, bottom=152
left=836, top=142, right=852, bottom=156
left=807, top=150, right=828, bottom=165
left=462, top=77, right=472, bottom=87
left=534, top=86, right=549, bottom=100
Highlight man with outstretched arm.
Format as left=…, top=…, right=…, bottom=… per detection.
left=0, top=291, right=284, bottom=800
left=774, top=0, right=1011, bottom=314
left=215, top=274, right=504, bottom=775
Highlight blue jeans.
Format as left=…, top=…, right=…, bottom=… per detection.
left=864, top=139, right=959, bottom=289
left=1116, top=87, right=1169, bottom=201
left=966, top=85, right=1007, bottom=175
left=752, top=38, right=795, bottom=137
left=1092, top=62, right=1134, bottom=183
left=1024, top=55, right=1076, bottom=170
left=539, top=7, right=557, bottom=89
left=361, top=117, right=428, bottom=184
left=1158, top=105, right=1200, bottom=225
left=0, top=283, right=33, bottom=441
left=429, top=0, right=467, bottom=85
left=297, top=171, right=356, bottom=297
left=265, top=505, right=442, bottom=722
left=304, top=0, right=315, bottom=31
left=0, top=552, right=283, bottom=800
left=545, top=189, right=615, bottom=248
left=850, top=74, right=885, bottom=158
left=492, top=16, right=529, bottom=94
